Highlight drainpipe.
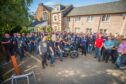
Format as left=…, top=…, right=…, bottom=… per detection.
left=72, top=16, right=75, bottom=33
left=120, top=16, right=126, bottom=35
left=97, top=15, right=102, bottom=33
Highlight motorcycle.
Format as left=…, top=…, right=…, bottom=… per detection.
left=63, top=42, right=79, bottom=59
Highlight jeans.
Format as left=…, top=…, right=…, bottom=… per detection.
left=57, top=51, right=63, bottom=61
left=95, top=47, right=101, bottom=60
left=29, top=43, right=34, bottom=52
left=50, top=53, right=55, bottom=64
left=81, top=45, right=87, bottom=56
left=88, top=44, right=93, bottom=53
left=116, top=54, right=126, bottom=67
left=34, top=44, right=39, bottom=55
left=111, top=50, right=118, bottom=63
left=18, top=47, right=24, bottom=61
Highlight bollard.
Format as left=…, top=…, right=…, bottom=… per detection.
left=11, top=56, right=20, bottom=75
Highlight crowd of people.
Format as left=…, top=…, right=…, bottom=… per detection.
left=0, top=32, right=126, bottom=70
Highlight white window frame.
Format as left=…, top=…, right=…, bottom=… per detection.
left=75, top=27, right=80, bottom=33
left=55, top=6, right=60, bottom=11
left=53, top=15, right=57, bottom=22
left=87, top=16, right=93, bottom=22
left=43, top=11, right=48, bottom=21
left=75, top=16, right=80, bottom=22
left=54, top=26, right=58, bottom=31
left=67, top=17, right=70, bottom=22
left=86, top=28, right=92, bottom=33
left=101, top=15, right=110, bottom=22
left=100, top=29, right=107, bottom=33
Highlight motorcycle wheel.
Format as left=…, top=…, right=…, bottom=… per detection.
left=70, top=51, right=79, bottom=58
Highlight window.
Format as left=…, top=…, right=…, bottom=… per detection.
left=102, top=15, right=110, bottom=22
left=100, top=29, right=107, bottom=34
left=55, top=6, right=60, bottom=11
left=86, top=28, right=92, bottom=33
left=123, top=16, right=125, bottom=20
left=53, top=15, right=57, bottom=21
left=43, top=12, right=48, bottom=21
left=67, top=17, right=70, bottom=22
left=65, top=28, right=70, bottom=32
left=54, top=26, right=57, bottom=31
left=56, top=7, right=59, bottom=11
left=75, top=16, right=80, bottom=22
left=87, top=16, right=93, bottom=22
left=75, top=28, right=80, bottom=33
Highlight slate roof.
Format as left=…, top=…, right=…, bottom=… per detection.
left=67, top=1, right=126, bottom=16
left=32, top=20, right=47, bottom=27
left=44, top=5, right=53, bottom=12
left=39, top=3, right=53, bottom=12
left=51, top=4, right=73, bottom=13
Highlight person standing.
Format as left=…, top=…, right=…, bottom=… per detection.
left=17, top=34, right=25, bottom=61
left=34, top=33, right=40, bottom=55
left=87, top=34, right=94, bottom=53
left=39, top=35, right=48, bottom=69
left=12, top=33, right=18, bottom=54
left=56, top=37, right=63, bottom=61
left=95, top=34, right=104, bottom=61
left=103, top=36, right=114, bottom=63
left=28, top=33, right=34, bottom=53
left=48, top=34, right=56, bottom=66
left=80, top=34, right=87, bottom=56
left=1, top=33, right=13, bottom=62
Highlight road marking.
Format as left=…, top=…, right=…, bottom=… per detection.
left=24, top=65, right=39, bottom=72
left=2, top=52, right=41, bottom=77
left=2, top=78, right=11, bottom=84
left=2, top=61, right=25, bottom=76
left=26, top=52, right=41, bottom=63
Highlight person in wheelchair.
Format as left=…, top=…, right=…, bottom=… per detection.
left=116, top=38, right=126, bottom=69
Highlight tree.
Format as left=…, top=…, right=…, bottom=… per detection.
left=0, top=0, right=33, bottom=34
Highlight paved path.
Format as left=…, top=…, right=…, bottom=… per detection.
left=3, top=53, right=126, bottom=84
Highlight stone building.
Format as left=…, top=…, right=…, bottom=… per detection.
left=51, top=4, right=73, bottom=31
left=34, top=3, right=52, bottom=26
left=34, top=1, right=126, bottom=35
left=65, top=1, right=126, bottom=35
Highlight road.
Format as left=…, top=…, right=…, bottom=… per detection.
left=3, top=52, right=126, bottom=84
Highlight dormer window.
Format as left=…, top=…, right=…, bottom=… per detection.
left=56, top=7, right=59, bottom=11
left=54, top=5, right=61, bottom=11
left=55, top=6, right=58, bottom=11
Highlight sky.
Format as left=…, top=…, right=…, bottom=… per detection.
left=29, top=0, right=119, bottom=13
